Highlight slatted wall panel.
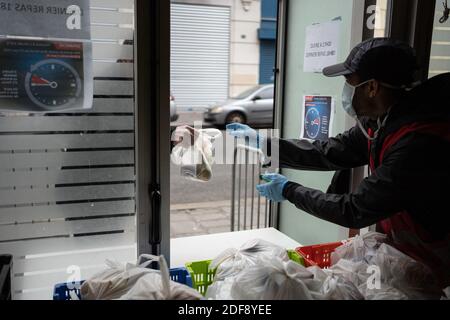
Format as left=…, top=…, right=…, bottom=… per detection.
left=0, top=0, right=137, bottom=300
left=429, top=4, right=450, bottom=76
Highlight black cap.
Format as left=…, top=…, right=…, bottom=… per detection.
left=323, top=38, right=418, bottom=87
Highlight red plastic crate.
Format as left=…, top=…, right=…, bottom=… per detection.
left=296, top=241, right=346, bottom=268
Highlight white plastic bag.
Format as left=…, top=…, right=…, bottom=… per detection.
left=331, top=232, right=387, bottom=265
left=81, top=254, right=202, bottom=300
left=171, top=127, right=222, bottom=182
left=441, top=287, right=450, bottom=300
left=308, top=264, right=365, bottom=300
left=319, top=274, right=365, bottom=300
left=358, top=282, right=409, bottom=300
left=205, top=239, right=290, bottom=300
left=204, top=276, right=235, bottom=300
left=209, top=239, right=290, bottom=281
left=80, top=257, right=155, bottom=300
left=230, top=256, right=317, bottom=300
left=373, top=243, right=441, bottom=299
left=325, top=259, right=371, bottom=287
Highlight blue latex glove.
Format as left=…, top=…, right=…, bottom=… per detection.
left=226, top=123, right=262, bottom=148
left=256, top=173, right=289, bottom=202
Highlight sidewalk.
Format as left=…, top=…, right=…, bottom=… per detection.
left=170, top=200, right=231, bottom=238
left=170, top=199, right=269, bottom=238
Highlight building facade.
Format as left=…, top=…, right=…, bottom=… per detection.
left=171, top=0, right=276, bottom=110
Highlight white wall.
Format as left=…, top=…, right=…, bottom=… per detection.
left=230, top=0, right=261, bottom=97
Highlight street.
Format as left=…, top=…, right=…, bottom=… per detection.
left=170, top=161, right=233, bottom=204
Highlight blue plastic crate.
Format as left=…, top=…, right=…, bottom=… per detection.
left=53, top=267, right=192, bottom=300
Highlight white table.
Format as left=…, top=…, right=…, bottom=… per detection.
left=170, top=228, right=302, bottom=268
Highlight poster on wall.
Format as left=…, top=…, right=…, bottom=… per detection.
left=303, top=20, right=340, bottom=73
left=301, top=95, right=334, bottom=141
left=0, top=0, right=93, bottom=112
left=0, top=39, right=92, bottom=112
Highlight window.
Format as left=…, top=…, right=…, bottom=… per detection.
left=429, top=0, right=450, bottom=77
left=0, top=0, right=137, bottom=300
left=233, top=85, right=264, bottom=99
left=257, top=87, right=274, bottom=99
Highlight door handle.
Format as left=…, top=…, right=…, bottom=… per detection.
left=149, top=185, right=162, bottom=252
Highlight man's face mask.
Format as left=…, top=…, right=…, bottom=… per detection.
left=341, top=79, right=388, bottom=141
left=341, top=79, right=372, bottom=119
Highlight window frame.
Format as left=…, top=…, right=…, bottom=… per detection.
left=135, top=0, right=171, bottom=260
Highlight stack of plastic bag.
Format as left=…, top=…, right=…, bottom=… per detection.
left=81, top=254, right=202, bottom=300
left=205, top=234, right=443, bottom=300
left=205, top=239, right=364, bottom=300
left=327, top=232, right=441, bottom=300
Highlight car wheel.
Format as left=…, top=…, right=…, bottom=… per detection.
left=225, top=112, right=246, bottom=125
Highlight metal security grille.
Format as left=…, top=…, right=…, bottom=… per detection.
left=0, top=0, right=137, bottom=300
left=259, top=40, right=276, bottom=84
left=171, top=3, right=230, bottom=110
left=231, top=145, right=272, bottom=232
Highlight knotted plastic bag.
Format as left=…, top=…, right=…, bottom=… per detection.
left=80, top=254, right=202, bottom=300
left=209, top=239, right=290, bottom=281
left=230, top=256, right=317, bottom=300
left=171, top=126, right=222, bottom=182
left=331, top=232, right=387, bottom=265
left=205, top=239, right=290, bottom=299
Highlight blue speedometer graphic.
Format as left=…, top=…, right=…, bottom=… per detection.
left=25, top=59, right=82, bottom=110
left=304, top=107, right=321, bottom=139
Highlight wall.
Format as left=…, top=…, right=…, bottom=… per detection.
left=230, top=0, right=261, bottom=97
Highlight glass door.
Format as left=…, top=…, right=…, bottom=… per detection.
left=276, top=0, right=390, bottom=245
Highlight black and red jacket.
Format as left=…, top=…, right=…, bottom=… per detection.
left=273, top=73, right=450, bottom=284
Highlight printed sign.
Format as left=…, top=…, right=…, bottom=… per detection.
left=304, top=21, right=340, bottom=73
left=301, top=95, right=334, bottom=141
left=0, top=0, right=90, bottom=40
left=0, top=39, right=93, bottom=112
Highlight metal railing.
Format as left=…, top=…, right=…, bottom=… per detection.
left=230, top=144, right=273, bottom=231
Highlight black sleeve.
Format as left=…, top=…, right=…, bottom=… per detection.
left=281, top=151, right=404, bottom=229
left=264, top=125, right=369, bottom=172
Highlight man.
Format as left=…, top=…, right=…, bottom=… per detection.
left=227, top=38, right=450, bottom=287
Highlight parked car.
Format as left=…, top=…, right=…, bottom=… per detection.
left=170, top=92, right=179, bottom=122
left=203, top=84, right=274, bottom=127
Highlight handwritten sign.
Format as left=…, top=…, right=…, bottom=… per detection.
left=303, top=21, right=340, bottom=73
